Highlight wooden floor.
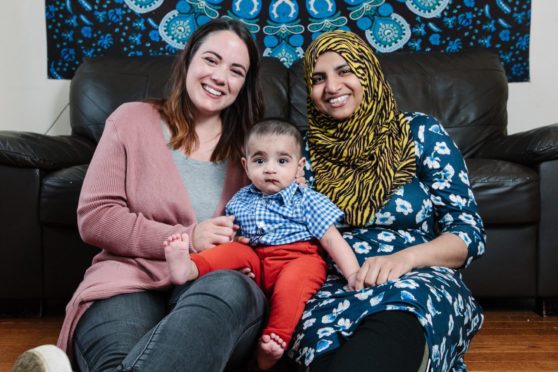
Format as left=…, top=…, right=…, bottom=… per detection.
left=0, top=316, right=61, bottom=372
left=0, top=310, right=557, bottom=371
left=466, top=310, right=558, bottom=371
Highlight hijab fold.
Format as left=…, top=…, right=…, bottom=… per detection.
left=305, top=31, right=416, bottom=226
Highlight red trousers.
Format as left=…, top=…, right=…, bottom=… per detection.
left=191, top=241, right=326, bottom=345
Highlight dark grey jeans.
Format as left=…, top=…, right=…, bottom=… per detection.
left=73, top=270, right=267, bottom=372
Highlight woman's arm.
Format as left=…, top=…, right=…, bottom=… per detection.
left=353, top=233, right=467, bottom=288
left=398, top=232, right=467, bottom=269
left=77, top=113, right=194, bottom=260
left=79, top=110, right=242, bottom=258
left=416, top=115, right=486, bottom=267
left=355, top=115, right=485, bottom=288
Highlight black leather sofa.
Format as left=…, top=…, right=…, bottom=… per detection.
left=2, top=50, right=558, bottom=315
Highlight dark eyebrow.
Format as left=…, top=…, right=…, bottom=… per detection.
left=202, top=50, right=248, bottom=74
left=250, top=150, right=266, bottom=157
left=202, top=51, right=222, bottom=60
left=312, top=63, right=349, bottom=76
left=277, top=152, right=294, bottom=158
left=249, top=150, right=293, bottom=158
left=334, top=63, right=350, bottom=71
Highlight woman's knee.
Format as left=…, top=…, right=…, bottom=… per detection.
left=175, top=270, right=266, bottom=319
left=311, top=311, right=426, bottom=372
left=207, top=270, right=260, bottom=297
left=74, top=291, right=167, bottom=371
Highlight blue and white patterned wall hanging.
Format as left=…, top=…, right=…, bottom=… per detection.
left=45, top=0, right=531, bottom=81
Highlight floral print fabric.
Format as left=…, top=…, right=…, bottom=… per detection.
left=46, top=1, right=530, bottom=81
left=289, top=113, right=486, bottom=371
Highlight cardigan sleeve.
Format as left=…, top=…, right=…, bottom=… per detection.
left=77, top=108, right=194, bottom=260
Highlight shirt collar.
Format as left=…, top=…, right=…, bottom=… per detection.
left=248, top=181, right=300, bottom=205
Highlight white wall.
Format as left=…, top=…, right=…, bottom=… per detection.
left=0, top=1, right=71, bottom=135
left=1, top=0, right=557, bottom=135
left=507, top=0, right=558, bottom=133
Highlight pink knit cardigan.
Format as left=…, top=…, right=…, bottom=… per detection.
left=57, top=102, right=247, bottom=357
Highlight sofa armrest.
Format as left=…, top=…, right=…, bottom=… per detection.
left=0, top=164, right=42, bottom=299
left=476, top=123, right=558, bottom=165
left=0, top=131, right=95, bottom=170
left=538, top=159, right=558, bottom=298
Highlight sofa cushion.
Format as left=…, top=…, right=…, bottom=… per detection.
left=467, top=158, right=539, bottom=224
left=43, top=226, right=99, bottom=299
left=38, top=159, right=538, bottom=227
left=40, top=165, right=87, bottom=226
left=462, top=225, right=537, bottom=297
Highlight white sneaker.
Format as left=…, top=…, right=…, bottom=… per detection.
left=12, top=344, right=72, bottom=372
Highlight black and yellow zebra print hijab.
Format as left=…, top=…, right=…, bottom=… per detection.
left=305, top=30, right=416, bottom=227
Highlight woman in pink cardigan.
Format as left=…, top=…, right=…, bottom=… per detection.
left=15, top=19, right=266, bottom=372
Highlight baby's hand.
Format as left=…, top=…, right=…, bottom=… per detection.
left=239, top=267, right=256, bottom=280
left=346, top=271, right=361, bottom=291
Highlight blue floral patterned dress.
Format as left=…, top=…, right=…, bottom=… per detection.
left=289, top=113, right=486, bottom=371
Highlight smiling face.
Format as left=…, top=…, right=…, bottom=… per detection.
left=242, top=134, right=305, bottom=195
left=185, top=30, right=250, bottom=121
left=310, top=51, right=364, bottom=121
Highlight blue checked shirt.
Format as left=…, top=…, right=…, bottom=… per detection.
left=225, top=182, right=344, bottom=246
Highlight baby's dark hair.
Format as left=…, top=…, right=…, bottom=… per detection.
left=245, top=118, right=303, bottom=156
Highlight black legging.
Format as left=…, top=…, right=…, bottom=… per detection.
left=310, top=311, right=426, bottom=372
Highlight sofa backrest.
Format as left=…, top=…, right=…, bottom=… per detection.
left=289, top=48, right=508, bottom=158
left=70, top=56, right=173, bottom=142
left=70, top=56, right=289, bottom=143
left=71, top=49, right=508, bottom=158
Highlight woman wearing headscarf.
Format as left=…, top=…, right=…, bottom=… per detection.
left=288, top=30, right=485, bottom=371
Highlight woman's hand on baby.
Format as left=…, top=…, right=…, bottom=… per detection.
left=354, top=252, right=414, bottom=288
left=232, top=233, right=250, bottom=245
left=192, top=216, right=238, bottom=252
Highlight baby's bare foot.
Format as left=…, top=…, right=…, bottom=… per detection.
left=257, top=333, right=286, bottom=370
left=164, top=234, right=197, bottom=285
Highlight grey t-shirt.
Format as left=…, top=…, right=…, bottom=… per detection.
left=162, top=122, right=226, bottom=222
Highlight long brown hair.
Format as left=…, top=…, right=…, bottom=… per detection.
left=153, top=18, right=264, bottom=162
